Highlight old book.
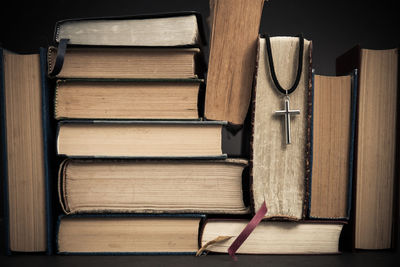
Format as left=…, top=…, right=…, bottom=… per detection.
left=47, top=47, right=201, bottom=79
left=337, top=46, right=399, bottom=250
left=309, top=71, right=357, bottom=219
left=54, top=12, right=205, bottom=47
left=57, top=120, right=226, bottom=158
left=204, top=0, right=265, bottom=125
left=54, top=78, right=203, bottom=120
left=251, top=36, right=312, bottom=220
left=57, top=214, right=204, bottom=254
left=0, top=48, right=53, bottom=253
left=58, top=158, right=248, bottom=214
left=200, top=220, right=344, bottom=254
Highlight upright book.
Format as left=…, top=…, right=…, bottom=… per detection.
left=309, top=71, right=357, bottom=220
left=250, top=35, right=312, bottom=220
left=336, top=46, right=399, bottom=250
left=0, top=48, right=53, bottom=253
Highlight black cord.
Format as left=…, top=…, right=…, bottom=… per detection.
left=265, top=34, right=304, bottom=95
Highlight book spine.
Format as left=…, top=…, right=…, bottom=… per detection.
left=0, top=48, right=11, bottom=255
left=336, top=46, right=361, bottom=251
left=347, top=69, right=358, bottom=220
left=303, top=41, right=313, bottom=219
left=248, top=36, right=261, bottom=215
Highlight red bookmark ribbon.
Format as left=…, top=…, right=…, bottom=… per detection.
left=227, top=201, right=268, bottom=260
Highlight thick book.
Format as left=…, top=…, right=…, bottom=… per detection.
left=250, top=36, right=312, bottom=220
left=56, top=120, right=226, bottom=158
left=308, top=71, right=357, bottom=219
left=204, top=0, right=265, bottom=125
left=54, top=78, right=204, bottom=120
left=336, top=46, right=399, bottom=250
left=56, top=214, right=204, bottom=254
left=53, top=12, right=206, bottom=47
left=200, top=220, right=344, bottom=254
left=58, top=158, right=249, bottom=214
left=47, top=47, right=202, bottom=79
left=0, top=48, right=54, bottom=253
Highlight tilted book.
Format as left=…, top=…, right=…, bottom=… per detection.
left=0, top=48, right=54, bottom=254
left=250, top=36, right=313, bottom=220
left=337, top=46, right=399, bottom=250
left=205, top=0, right=265, bottom=125
left=47, top=47, right=203, bottom=79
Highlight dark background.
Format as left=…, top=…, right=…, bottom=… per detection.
left=1, top=0, right=400, bottom=266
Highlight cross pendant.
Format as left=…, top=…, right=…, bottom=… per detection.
left=275, top=97, right=300, bottom=144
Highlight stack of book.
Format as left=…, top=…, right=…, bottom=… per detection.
left=49, top=12, right=249, bottom=254
left=1, top=0, right=397, bottom=256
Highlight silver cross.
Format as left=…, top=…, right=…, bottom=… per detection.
left=275, top=97, right=300, bottom=144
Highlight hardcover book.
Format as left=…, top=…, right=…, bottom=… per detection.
left=204, top=0, right=265, bottom=125
left=56, top=214, right=204, bottom=254
left=47, top=47, right=202, bottom=79
left=308, top=71, right=357, bottom=219
left=54, top=78, right=204, bottom=120
left=336, top=46, right=399, bottom=250
left=58, top=158, right=249, bottom=214
left=0, top=48, right=54, bottom=254
left=56, top=120, right=226, bottom=158
left=250, top=36, right=312, bottom=220
left=200, top=220, right=344, bottom=254
left=53, top=12, right=206, bottom=47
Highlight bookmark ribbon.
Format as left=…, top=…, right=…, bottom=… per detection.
left=48, top=38, right=69, bottom=77
left=227, top=201, right=268, bottom=260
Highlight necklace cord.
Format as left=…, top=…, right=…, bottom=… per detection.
left=265, top=34, right=304, bottom=95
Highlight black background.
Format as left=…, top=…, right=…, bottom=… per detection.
left=1, top=0, right=400, bottom=266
